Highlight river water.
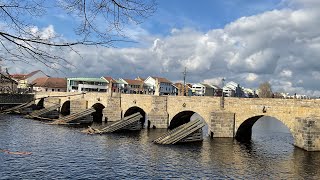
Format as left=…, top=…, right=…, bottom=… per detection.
left=1, top=114, right=320, bottom=179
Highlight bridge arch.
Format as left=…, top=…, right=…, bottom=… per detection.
left=124, top=106, right=146, bottom=128
left=60, top=100, right=70, bottom=116
left=91, top=103, right=105, bottom=122
left=36, top=98, right=44, bottom=109
left=169, top=110, right=207, bottom=130
left=235, top=115, right=294, bottom=142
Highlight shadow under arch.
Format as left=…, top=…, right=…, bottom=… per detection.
left=124, top=106, right=146, bottom=128
left=36, top=98, right=44, bottom=109
left=60, top=101, right=70, bottom=116
left=169, top=111, right=202, bottom=130
left=235, top=115, right=293, bottom=143
left=91, top=103, right=105, bottom=122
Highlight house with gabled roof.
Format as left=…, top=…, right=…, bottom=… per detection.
left=223, top=81, right=244, bottom=97
left=210, top=84, right=223, bottom=96
left=118, top=78, right=147, bottom=94
left=0, top=71, right=18, bottom=93
left=173, top=82, right=192, bottom=96
left=101, top=76, right=119, bottom=92
left=11, top=70, right=48, bottom=91
left=144, top=76, right=173, bottom=95
left=32, top=77, right=67, bottom=92
left=191, top=83, right=214, bottom=96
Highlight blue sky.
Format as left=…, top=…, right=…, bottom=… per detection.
left=4, top=0, right=320, bottom=96
left=36, top=0, right=282, bottom=44
left=143, top=0, right=282, bottom=34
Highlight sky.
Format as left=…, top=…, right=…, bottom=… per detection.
left=3, top=0, right=320, bottom=96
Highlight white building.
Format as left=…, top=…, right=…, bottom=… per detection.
left=32, top=77, right=67, bottom=92
left=144, top=76, right=173, bottom=95
left=223, top=81, right=244, bottom=97
left=191, top=83, right=214, bottom=96
left=67, top=78, right=108, bottom=92
left=11, top=70, right=48, bottom=91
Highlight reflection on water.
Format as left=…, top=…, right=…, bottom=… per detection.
left=1, top=114, right=320, bottom=179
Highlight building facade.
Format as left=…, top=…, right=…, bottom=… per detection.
left=144, top=76, right=173, bottom=95
left=191, top=83, right=214, bottom=96
left=11, top=70, right=48, bottom=89
left=32, top=77, right=67, bottom=92
left=0, top=71, right=18, bottom=93
left=67, top=78, right=108, bottom=92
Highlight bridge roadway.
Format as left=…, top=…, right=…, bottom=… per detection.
left=35, top=92, right=320, bottom=151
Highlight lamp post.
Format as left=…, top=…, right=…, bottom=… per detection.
left=220, top=78, right=225, bottom=108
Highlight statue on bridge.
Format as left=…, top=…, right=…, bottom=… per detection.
left=154, top=79, right=160, bottom=96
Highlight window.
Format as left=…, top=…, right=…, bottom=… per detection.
left=45, top=88, right=48, bottom=91
left=52, top=89, right=55, bottom=91
left=58, top=89, right=60, bottom=92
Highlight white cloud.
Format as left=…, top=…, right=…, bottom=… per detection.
left=246, top=73, right=258, bottom=82
left=29, top=25, right=56, bottom=39
left=280, top=70, right=292, bottom=78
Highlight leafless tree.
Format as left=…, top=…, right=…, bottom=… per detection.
left=258, top=81, right=273, bottom=98
left=0, top=0, right=156, bottom=69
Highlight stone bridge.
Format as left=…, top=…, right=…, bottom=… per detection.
left=35, top=92, right=320, bottom=151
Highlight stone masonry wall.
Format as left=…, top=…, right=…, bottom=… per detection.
left=103, top=96, right=122, bottom=122
left=44, top=97, right=61, bottom=108
left=294, top=116, right=320, bottom=151
left=210, top=111, right=235, bottom=138
left=148, top=96, right=168, bottom=128
left=70, top=99, right=88, bottom=114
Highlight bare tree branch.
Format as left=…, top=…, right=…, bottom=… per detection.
left=0, top=0, right=156, bottom=68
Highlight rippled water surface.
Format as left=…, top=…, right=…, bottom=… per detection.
left=1, top=114, right=320, bottom=179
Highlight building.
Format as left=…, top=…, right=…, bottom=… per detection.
left=173, top=83, right=193, bottom=96
left=32, top=77, right=67, bottom=92
left=144, top=76, right=173, bottom=95
left=0, top=71, right=18, bottom=93
left=223, top=81, right=244, bottom=97
left=118, top=78, right=147, bottom=94
left=101, top=76, right=118, bottom=93
left=11, top=70, right=48, bottom=93
left=67, top=78, right=108, bottom=92
left=191, top=83, right=214, bottom=96
left=242, top=88, right=256, bottom=98
left=210, top=84, right=223, bottom=96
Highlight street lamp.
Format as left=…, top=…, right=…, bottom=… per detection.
left=220, top=78, right=225, bottom=108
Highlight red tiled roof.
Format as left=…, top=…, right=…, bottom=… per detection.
left=26, top=70, right=42, bottom=78
left=135, top=77, right=145, bottom=81
left=123, top=79, right=144, bottom=86
left=10, top=74, right=26, bottom=80
left=103, top=76, right=116, bottom=83
left=11, top=70, right=46, bottom=80
left=152, top=76, right=172, bottom=84
left=32, top=77, right=67, bottom=88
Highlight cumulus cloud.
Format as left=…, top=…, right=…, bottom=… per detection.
left=5, top=0, right=320, bottom=96
left=29, top=25, right=56, bottom=39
